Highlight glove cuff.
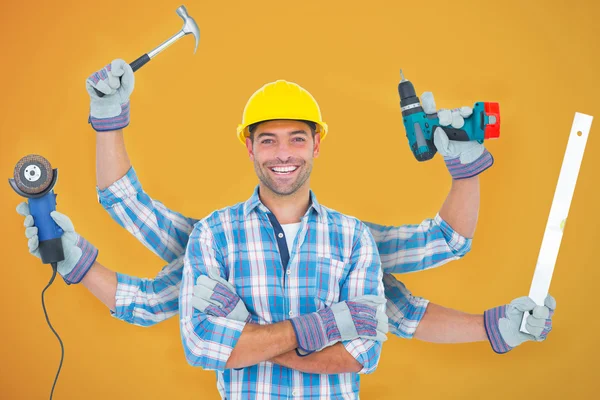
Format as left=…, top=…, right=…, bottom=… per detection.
left=346, top=302, right=378, bottom=336
left=88, top=101, right=131, bottom=132
left=290, top=308, right=340, bottom=355
left=62, top=237, right=98, bottom=285
left=540, top=310, right=554, bottom=340
left=445, top=149, right=494, bottom=180
left=483, top=305, right=513, bottom=354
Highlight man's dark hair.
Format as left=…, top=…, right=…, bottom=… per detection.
left=248, top=120, right=317, bottom=141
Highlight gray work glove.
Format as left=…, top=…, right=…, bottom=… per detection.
left=17, top=202, right=98, bottom=284
left=484, top=295, right=556, bottom=354
left=86, top=59, right=134, bottom=132
left=421, top=92, right=494, bottom=179
left=192, top=275, right=251, bottom=323
left=290, top=295, right=388, bottom=355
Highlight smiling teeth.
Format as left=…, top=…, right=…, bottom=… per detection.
left=272, top=166, right=298, bottom=173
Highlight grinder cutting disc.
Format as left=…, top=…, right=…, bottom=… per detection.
left=13, top=154, right=54, bottom=195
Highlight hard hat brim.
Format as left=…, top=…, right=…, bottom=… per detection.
left=237, top=119, right=328, bottom=145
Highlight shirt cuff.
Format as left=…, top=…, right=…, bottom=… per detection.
left=181, top=314, right=247, bottom=371
left=434, top=213, right=472, bottom=257
left=109, top=272, right=141, bottom=323
left=343, top=338, right=381, bottom=374
left=383, top=273, right=430, bottom=339
left=96, top=166, right=142, bottom=208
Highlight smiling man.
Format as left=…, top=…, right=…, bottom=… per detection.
left=177, top=80, right=389, bottom=399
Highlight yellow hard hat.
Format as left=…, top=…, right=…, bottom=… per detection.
left=236, top=80, right=328, bottom=145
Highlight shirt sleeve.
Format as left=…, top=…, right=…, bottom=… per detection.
left=179, top=220, right=246, bottom=371
left=96, top=166, right=198, bottom=263
left=111, top=257, right=184, bottom=327
left=339, top=223, right=386, bottom=375
left=383, top=273, right=430, bottom=339
left=365, top=213, right=472, bottom=274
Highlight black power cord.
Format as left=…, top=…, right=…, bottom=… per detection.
left=42, top=262, right=64, bottom=400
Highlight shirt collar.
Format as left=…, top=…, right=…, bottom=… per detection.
left=243, top=185, right=324, bottom=221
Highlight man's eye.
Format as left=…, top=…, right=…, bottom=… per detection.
left=261, top=139, right=274, bottom=144
left=293, top=137, right=306, bottom=142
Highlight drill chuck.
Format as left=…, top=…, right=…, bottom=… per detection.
left=398, top=71, right=422, bottom=116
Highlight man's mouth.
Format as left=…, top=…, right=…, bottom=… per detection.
left=269, top=165, right=299, bottom=175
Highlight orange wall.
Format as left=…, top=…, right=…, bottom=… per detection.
left=1, top=0, right=599, bottom=398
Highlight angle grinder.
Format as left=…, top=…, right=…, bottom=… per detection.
left=9, top=154, right=65, bottom=400
left=9, top=154, right=65, bottom=265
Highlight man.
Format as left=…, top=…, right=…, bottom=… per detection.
left=179, top=115, right=391, bottom=397
left=18, top=59, right=556, bottom=394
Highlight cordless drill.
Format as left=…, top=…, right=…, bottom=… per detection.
left=398, top=70, right=501, bottom=161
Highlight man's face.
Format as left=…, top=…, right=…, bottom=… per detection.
left=246, top=120, right=321, bottom=196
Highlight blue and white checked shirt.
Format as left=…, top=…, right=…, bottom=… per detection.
left=97, top=167, right=471, bottom=342
left=179, top=187, right=384, bottom=398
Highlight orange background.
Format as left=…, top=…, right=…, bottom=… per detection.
left=1, top=0, right=599, bottom=399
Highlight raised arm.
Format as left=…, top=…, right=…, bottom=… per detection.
left=87, top=58, right=135, bottom=188
left=365, top=148, right=484, bottom=275
left=96, top=164, right=197, bottom=262
left=88, top=59, right=197, bottom=263
left=366, top=92, right=497, bottom=275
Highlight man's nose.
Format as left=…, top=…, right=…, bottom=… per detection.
left=275, top=141, right=293, bottom=162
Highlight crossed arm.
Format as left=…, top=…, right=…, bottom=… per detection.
left=180, top=220, right=384, bottom=373
left=223, top=323, right=363, bottom=373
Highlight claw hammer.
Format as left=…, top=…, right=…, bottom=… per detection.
left=95, top=5, right=200, bottom=97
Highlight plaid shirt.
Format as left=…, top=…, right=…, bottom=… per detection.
left=97, top=167, right=471, bottom=340
left=179, top=186, right=385, bottom=398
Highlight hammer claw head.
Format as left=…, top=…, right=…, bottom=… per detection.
left=193, top=32, right=199, bottom=54
left=176, top=5, right=200, bottom=54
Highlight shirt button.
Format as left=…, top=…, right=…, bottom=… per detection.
left=289, top=311, right=295, bottom=316
left=286, top=269, right=291, bottom=275
left=278, top=232, right=284, bottom=238
left=292, top=390, right=298, bottom=396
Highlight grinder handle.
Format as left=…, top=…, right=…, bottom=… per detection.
left=29, top=192, right=65, bottom=264
left=93, top=54, right=150, bottom=97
